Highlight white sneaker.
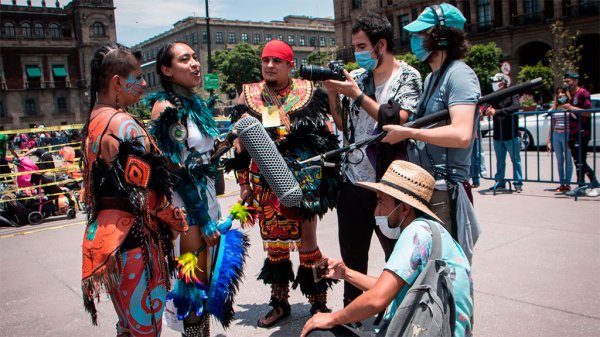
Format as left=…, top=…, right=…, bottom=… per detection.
left=585, top=188, right=600, bottom=197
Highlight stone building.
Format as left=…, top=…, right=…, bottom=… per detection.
left=132, top=15, right=335, bottom=101
left=0, top=0, right=116, bottom=130
left=333, top=0, right=599, bottom=92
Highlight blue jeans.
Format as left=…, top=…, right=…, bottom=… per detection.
left=493, top=138, right=523, bottom=187
left=552, top=131, right=573, bottom=185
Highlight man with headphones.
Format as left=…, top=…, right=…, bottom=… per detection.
left=381, top=3, right=481, bottom=261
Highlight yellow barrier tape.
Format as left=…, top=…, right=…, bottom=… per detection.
left=0, top=124, right=85, bottom=135
left=0, top=190, right=79, bottom=204
left=12, top=141, right=82, bottom=154
left=0, top=221, right=86, bottom=239
left=0, top=165, right=80, bottom=179
left=5, top=177, right=82, bottom=193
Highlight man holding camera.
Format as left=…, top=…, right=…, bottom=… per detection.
left=230, top=39, right=342, bottom=328
left=324, top=12, right=421, bottom=312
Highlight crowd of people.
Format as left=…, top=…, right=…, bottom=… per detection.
left=2, top=2, right=597, bottom=337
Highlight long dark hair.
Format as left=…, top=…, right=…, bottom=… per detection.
left=424, top=26, right=469, bottom=60
left=155, top=41, right=191, bottom=112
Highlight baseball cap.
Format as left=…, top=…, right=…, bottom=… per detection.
left=564, top=71, right=579, bottom=80
left=490, top=73, right=509, bottom=84
left=403, top=3, right=466, bottom=33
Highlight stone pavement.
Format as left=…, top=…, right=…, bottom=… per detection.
left=0, top=178, right=599, bottom=337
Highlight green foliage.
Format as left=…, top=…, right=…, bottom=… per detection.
left=129, top=102, right=152, bottom=119
left=464, top=42, right=502, bottom=95
left=546, top=20, right=583, bottom=87
left=211, top=43, right=261, bottom=94
left=344, top=62, right=359, bottom=72
left=395, top=52, right=430, bottom=80
left=519, top=94, right=536, bottom=108
left=307, top=49, right=336, bottom=66
left=517, top=62, right=554, bottom=95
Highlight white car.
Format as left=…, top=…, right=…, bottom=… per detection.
left=479, top=93, right=599, bottom=151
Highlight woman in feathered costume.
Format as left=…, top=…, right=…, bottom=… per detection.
left=80, top=43, right=188, bottom=337
left=146, top=41, right=221, bottom=337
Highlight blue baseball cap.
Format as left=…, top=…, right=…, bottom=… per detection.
left=403, top=3, right=467, bottom=33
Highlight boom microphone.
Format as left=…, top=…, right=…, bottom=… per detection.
left=235, top=116, right=303, bottom=208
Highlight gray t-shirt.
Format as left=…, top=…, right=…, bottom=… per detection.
left=407, top=60, right=480, bottom=182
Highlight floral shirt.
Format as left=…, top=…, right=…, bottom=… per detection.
left=384, top=218, right=473, bottom=337
left=342, top=61, right=422, bottom=184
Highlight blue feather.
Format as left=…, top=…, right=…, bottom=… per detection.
left=167, top=279, right=208, bottom=320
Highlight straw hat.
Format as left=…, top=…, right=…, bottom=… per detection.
left=357, top=160, right=442, bottom=223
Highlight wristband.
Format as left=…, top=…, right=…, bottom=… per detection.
left=354, top=92, right=365, bottom=108
left=237, top=169, right=250, bottom=185
left=201, top=220, right=218, bottom=238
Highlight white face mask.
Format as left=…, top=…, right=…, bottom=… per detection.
left=374, top=203, right=405, bottom=240
left=492, top=82, right=500, bottom=92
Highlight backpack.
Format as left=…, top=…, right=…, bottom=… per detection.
left=378, top=220, right=456, bottom=337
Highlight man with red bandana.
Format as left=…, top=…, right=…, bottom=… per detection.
left=226, top=40, right=341, bottom=327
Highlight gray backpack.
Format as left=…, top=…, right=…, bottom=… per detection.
left=378, top=220, right=456, bottom=337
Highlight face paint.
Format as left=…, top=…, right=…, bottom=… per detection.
left=123, top=74, right=144, bottom=97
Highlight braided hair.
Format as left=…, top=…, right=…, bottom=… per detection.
left=155, top=41, right=191, bottom=113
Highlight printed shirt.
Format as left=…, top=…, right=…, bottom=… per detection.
left=384, top=218, right=474, bottom=337
left=343, top=61, right=422, bottom=184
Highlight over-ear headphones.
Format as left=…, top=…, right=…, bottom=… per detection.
left=429, top=4, right=449, bottom=48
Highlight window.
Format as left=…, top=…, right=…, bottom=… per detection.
left=241, top=33, right=248, bottom=43
left=26, top=65, right=42, bottom=79
left=309, top=36, right=316, bottom=47
left=0, top=101, right=5, bottom=118
left=52, top=65, right=67, bottom=79
left=301, top=59, right=307, bottom=66
left=49, top=23, right=60, bottom=38
left=462, top=0, right=472, bottom=22
left=22, top=23, right=32, bottom=38
left=62, top=25, right=71, bottom=37
left=319, top=36, right=326, bottom=47
left=352, top=0, right=362, bottom=9
left=494, top=0, right=503, bottom=26
left=2, top=22, right=16, bottom=38
left=288, top=34, right=295, bottom=46
left=524, top=0, right=540, bottom=16
left=253, top=33, right=261, bottom=44
left=294, top=58, right=298, bottom=69
left=202, top=31, right=207, bottom=43
left=90, top=22, right=105, bottom=37
left=265, top=34, right=272, bottom=42
left=228, top=32, right=236, bottom=43
left=477, top=0, right=492, bottom=28
left=56, top=97, right=68, bottom=114
left=192, top=32, right=198, bottom=44
left=215, top=32, right=223, bottom=44
left=276, top=34, right=283, bottom=40
left=25, top=99, right=37, bottom=116
left=33, top=23, right=44, bottom=38
left=398, top=14, right=409, bottom=42
left=330, top=37, right=336, bottom=47
left=299, top=35, right=305, bottom=46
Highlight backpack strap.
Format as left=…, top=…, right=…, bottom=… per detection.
left=426, top=218, right=443, bottom=261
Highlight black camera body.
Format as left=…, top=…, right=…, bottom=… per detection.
left=300, top=60, right=346, bottom=81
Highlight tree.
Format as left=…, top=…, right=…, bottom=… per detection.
left=517, top=62, right=554, bottom=101
left=546, top=20, right=583, bottom=87
left=395, top=52, right=430, bottom=80
left=306, top=49, right=336, bottom=66
left=211, top=43, right=262, bottom=94
left=464, top=42, right=502, bottom=95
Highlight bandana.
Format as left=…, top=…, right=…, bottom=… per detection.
left=261, top=40, right=293, bottom=63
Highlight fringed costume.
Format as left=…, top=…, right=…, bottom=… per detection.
left=145, top=88, right=221, bottom=337
left=81, top=107, right=188, bottom=337
left=226, top=78, right=341, bottom=318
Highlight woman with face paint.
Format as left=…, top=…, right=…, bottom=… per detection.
left=80, top=43, right=188, bottom=337
left=381, top=4, right=481, bottom=259
left=146, top=41, right=221, bottom=337
left=300, top=160, right=473, bottom=337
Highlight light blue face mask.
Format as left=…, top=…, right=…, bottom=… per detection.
left=411, top=34, right=431, bottom=62
left=558, top=96, right=568, bottom=104
left=354, top=42, right=380, bottom=71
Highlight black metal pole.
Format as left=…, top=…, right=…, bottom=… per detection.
left=205, top=0, right=212, bottom=73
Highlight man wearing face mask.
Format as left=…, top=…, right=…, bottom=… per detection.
left=380, top=4, right=481, bottom=261
left=323, top=12, right=422, bottom=311
left=485, top=73, right=523, bottom=192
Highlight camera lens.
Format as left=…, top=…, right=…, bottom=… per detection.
left=300, top=65, right=335, bottom=81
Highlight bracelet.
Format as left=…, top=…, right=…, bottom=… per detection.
left=354, top=92, right=365, bottom=108
left=237, top=169, right=250, bottom=185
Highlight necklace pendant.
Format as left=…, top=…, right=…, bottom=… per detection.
left=168, top=122, right=187, bottom=143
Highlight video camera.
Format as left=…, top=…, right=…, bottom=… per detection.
left=299, top=60, right=346, bottom=81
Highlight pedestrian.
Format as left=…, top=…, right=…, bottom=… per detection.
left=323, top=11, right=422, bottom=312
left=300, top=160, right=473, bottom=337
left=80, top=42, right=188, bottom=337
left=229, top=39, right=341, bottom=327
left=547, top=87, right=573, bottom=192
left=485, top=72, right=523, bottom=192
left=147, top=41, right=221, bottom=336
left=380, top=3, right=481, bottom=261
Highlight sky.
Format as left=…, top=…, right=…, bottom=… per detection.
left=113, top=0, right=335, bottom=46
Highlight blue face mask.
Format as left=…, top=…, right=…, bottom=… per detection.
left=354, top=43, right=379, bottom=71
left=411, top=34, right=431, bottom=62
left=558, top=96, right=568, bottom=104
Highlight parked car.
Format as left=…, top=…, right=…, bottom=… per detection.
left=479, top=94, right=599, bottom=151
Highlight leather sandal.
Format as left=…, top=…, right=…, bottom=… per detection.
left=257, top=301, right=291, bottom=328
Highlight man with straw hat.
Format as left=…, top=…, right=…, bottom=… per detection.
left=301, top=160, right=473, bottom=337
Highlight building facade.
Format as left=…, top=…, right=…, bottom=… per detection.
left=132, top=15, right=335, bottom=99
left=0, top=0, right=116, bottom=130
left=333, top=0, right=600, bottom=92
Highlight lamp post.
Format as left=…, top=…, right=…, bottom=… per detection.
left=205, top=0, right=212, bottom=73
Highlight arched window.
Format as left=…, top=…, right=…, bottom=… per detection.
left=90, top=22, right=105, bottom=37
left=50, top=23, right=61, bottom=38
left=21, top=23, right=32, bottom=37
left=33, top=23, right=44, bottom=38
left=2, top=22, right=16, bottom=38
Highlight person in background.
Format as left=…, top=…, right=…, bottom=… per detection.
left=547, top=87, right=573, bottom=192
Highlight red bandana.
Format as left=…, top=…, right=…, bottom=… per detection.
left=261, top=40, right=294, bottom=63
